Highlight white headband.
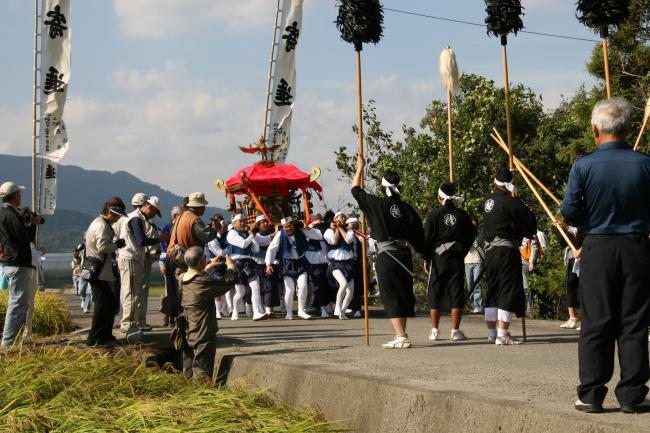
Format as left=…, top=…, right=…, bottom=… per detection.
left=232, top=214, right=243, bottom=222
left=281, top=216, right=294, bottom=225
left=494, top=178, right=516, bottom=194
left=254, top=215, right=267, bottom=224
left=381, top=178, right=400, bottom=197
left=438, top=189, right=464, bottom=206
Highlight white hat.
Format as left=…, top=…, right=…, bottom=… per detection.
left=334, top=210, right=346, bottom=219
left=346, top=217, right=359, bottom=224
left=0, top=182, right=25, bottom=198
left=146, top=196, right=162, bottom=217
left=131, top=193, right=148, bottom=206
left=255, top=215, right=267, bottom=224
left=187, top=192, right=208, bottom=207
left=281, top=216, right=294, bottom=225
left=232, top=214, right=243, bottom=223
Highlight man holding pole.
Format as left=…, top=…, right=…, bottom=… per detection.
left=482, top=167, right=536, bottom=345
left=351, top=156, right=425, bottom=349
left=561, top=97, right=650, bottom=414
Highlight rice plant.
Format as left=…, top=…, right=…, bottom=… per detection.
left=0, top=291, right=72, bottom=336
left=0, top=346, right=343, bottom=433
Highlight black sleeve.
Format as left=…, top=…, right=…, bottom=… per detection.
left=459, top=213, right=476, bottom=255
left=511, top=200, right=537, bottom=239
left=422, top=211, right=436, bottom=261
left=408, top=210, right=426, bottom=255
left=351, top=186, right=377, bottom=215
left=129, top=218, right=159, bottom=247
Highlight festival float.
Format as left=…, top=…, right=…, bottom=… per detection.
left=214, top=0, right=322, bottom=225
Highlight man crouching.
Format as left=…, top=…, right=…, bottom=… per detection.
left=179, top=246, right=236, bottom=380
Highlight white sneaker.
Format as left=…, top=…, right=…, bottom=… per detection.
left=338, top=313, right=349, bottom=320
left=382, top=336, right=411, bottom=349
left=298, top=311, right=312, bottom=320
left=345, top=308, right=353, bottom=314
left=576, top=326, right=581, bottom=331
left=451, top=330, right=467, bottom=341
left=252, top=313, right=266, bottom=321
left=284, top=314, right=293, bottom=320
left=560, top=318, right=579, bottom=329
left=428, top=328, right=440, bottom=341
left=353, top=311, right=362, bottom=318
left=495, top=334, right=523, bottom=345
left=333, top=307, right=341, bottom=316
left=231, top=314, right=239, bottom=321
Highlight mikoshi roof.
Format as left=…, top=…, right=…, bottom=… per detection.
left=226, top=163, right=322, bottom=197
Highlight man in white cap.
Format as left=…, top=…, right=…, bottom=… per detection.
left=266, top=216, right=322, bottom=320
left=227, top=214, right=264, bottom=321
left=131, top=192, right=147, bottom=210
left=114, top=195, right=163, bottom=334
left=0, top=182, right=43, bottom=346
left=251, top=214, right=280, bottom=318
left=303, top=214, right=335, bottom=318
left=324, top=211, right=356, bottom=320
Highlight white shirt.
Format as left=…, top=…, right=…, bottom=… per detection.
left=252, top=232, right=273, bottom=265
left=324, top=228, right=356, bottom=261
left=303, top=227, right=328, bottom=265
left=207, top=232, right=228, bottom=258
left=265, top=228, right=320, bottom=265
left=226, top=229, right=254, bottom=260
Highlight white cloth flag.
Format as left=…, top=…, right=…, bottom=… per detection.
left=266, top=0, right=303, bottom=163
left=40, top=0, right=70, bottom=162
left=40, top=159, right=58, bottom=215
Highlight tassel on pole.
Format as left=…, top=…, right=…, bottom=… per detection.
left=336, top=0, right=384, bottom=347
left=439, top=47, right=459, bottom=182
left=633, top=96, right=650, bottom=151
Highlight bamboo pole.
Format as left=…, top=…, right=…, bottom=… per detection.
left=602, top=36, right=612, bottom=99
left=261, top=0, right=283, bottom=157
left=32, top=0, right=39, bottom=212
left=356, top=48, right=370, bottom=347
left=447, top=89, right=454, bottom=182
left=633, top=115, right=649, bottom=151
left=491, top=129, right=561, bottom=206
left=491, top=132, right=578, bottom=254
left=501, top=39, right=514, bottom=172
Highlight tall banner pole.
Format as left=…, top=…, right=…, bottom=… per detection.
left=501, top=37, right=514, bottom=172
left=356, top=49, right=370, bottom=347
left=261, top=0, right=282, bottom=153
left=601, top=29, right=612, bottom=99
left=32, top=0, right=40, bottom=212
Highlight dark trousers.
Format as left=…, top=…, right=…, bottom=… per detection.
left=182, top=337, right=217, bottom=381
left=578, top=235, right=650, bottom=406
left=87, top=280, right=117, bottom=345
left=162, top=260, right=180, bottom=319
left=310, top=263, right=335, bottom=308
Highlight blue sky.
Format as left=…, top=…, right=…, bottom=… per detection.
left=0, top=0, right=599, bottom=212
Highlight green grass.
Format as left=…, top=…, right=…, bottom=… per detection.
left=0, top=291, right=72, bottom=336
left=0, top=345, right=343, bottom=433
left=148, top=285, right=164, bottom=298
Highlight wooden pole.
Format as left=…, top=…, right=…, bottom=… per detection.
left=356, top=48, right=370, bottom=347
left=491, top=130, right=561, bottom=206
left=245, top=187, right=272, bottom=223
left=602, top=37, right=612, bottom=99
left=32, top=0, right=39, bottom=212
left=261, top=0, right=283, bottom=156
left=501, top=39, right=514, bottom=172
left=633, top=115, right=649, bottom=151
left=447, top=89, right=454, bottom=182
left=491, top=132, right=578, bottom=254
left=302, top=189, right=311, bottom=225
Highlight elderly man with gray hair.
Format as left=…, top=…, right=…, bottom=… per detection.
left=561, top=97, right=650, bottom=414
left=179, top=246, right=236, bottom=380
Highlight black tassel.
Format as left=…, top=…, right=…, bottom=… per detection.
left=335, top=0, right=384, bottom=51
left=576, top=0, right=631, bottom=36
left=484, top=0, right=525, bottom=43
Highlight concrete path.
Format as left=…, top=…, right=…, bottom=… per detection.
left=60, top=292, right=650, bottom=433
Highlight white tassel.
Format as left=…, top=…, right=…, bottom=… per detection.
left=645, top=96, right=650, bottom=124
left=439, top=46, right=459, bottom=94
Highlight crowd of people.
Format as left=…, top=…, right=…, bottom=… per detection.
left=0, top=97, right=647, bottom=412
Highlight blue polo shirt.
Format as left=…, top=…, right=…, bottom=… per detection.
left=561, top=141, right=650, bottom=235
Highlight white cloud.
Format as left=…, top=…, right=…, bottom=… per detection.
left=522, top=0, right=571, bottom=12
left=113, top=0, right=274, bottom=39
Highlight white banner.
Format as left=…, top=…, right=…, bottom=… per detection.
left=40, top=157, right=58, bottom=215
left=266, top=0, right=303, bottom=163
left=40, top=0, right=70, bottom=162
